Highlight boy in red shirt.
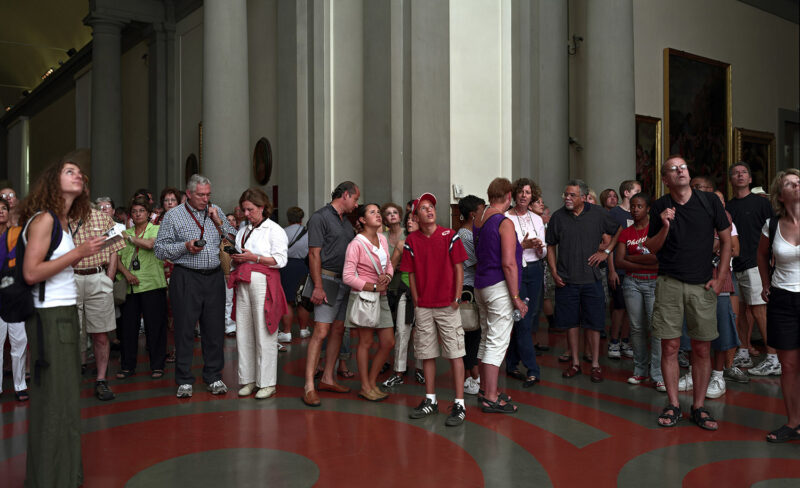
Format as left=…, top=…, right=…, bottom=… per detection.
left=399, top=193, right=469, bottom=426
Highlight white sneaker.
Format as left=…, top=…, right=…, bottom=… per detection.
left=255, top=386, right=276, bottom=399
left=749, top=358, right=782, bottom=376
left=621, top=342, right=634, bottom=358
left=733, top=350, right=753, bottom=368
left=678, top=368, right=693, bottom=391
left=654, top=380, right=667, bottom=392
left=608, top=342, right=621, bottom=359
left=277, top=332, right=292, bottom=343
left=706, top=376, right=726, bottom=399
left=277, top=343, right=287, bottom=352
left=464, top=377, right=480, bottom=395
left=207, top=380, right=228, bottom=395
left=299, top=328, right=311, bottom=338
left=238, top=382, right=256, bottom=396
left=177, top=384, right=193, bottom=398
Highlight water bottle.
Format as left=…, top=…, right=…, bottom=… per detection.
left=512, top=297, right=530, bottom=321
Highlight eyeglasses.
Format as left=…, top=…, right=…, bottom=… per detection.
left=98, top=204, right=113, bottom=210
left=562, top=192, right=581, bottom=199
left=666, top=164, right=688, bottom=172
left=0, top=193, right=15, bottom=199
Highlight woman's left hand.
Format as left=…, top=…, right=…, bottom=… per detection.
left=513, top=296, right=528, bottom=317
left=377, top=273, right=392, bottom=286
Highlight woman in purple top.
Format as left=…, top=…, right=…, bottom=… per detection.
left=473, top=178, right=528, bottom=414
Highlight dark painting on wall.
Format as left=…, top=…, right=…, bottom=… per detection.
left=664, top=48, right=731, bottom=194
left=735, top=128, right=775, bottom=191
left=635, top=115, right=662, bottom=197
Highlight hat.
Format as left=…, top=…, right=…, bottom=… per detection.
left=751, top=186, right=767, bottom=195
left=411, top=192, right=437, bottom=214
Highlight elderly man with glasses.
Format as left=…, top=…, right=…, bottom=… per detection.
left=646, top=155, right=732, bottom=431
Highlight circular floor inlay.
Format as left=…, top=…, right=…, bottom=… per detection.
left=126, top=448, right=319, bottom=487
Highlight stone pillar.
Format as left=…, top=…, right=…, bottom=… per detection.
left=148, top=24, right=169, bottom=194
left=535, top=0, right=569, bottom=205
left=202, top=0, right=250, bottom=211
left=87, top=16, right=125, bottom=203
left=583, top=0, right=635, bottom=194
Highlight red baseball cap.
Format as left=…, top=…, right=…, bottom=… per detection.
left=411, top=192, right=437, bottom=214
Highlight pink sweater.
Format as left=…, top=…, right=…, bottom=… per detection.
left=343, top=234, right=394, bottom=293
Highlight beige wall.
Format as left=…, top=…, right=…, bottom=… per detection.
left=28, top=88, right=75, bottom=183
left=176, top=8, right=203, bottom=187
left=120, top=40, right=150, bottom=200
left=632, top=0, right=799, bottom=153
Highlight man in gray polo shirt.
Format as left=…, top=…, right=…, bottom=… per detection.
left=302, top=181, right=359, bottom=407
left=546, top=179, right=620, bottom=383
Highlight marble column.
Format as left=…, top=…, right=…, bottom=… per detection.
left=87, top=16, right=124, bottom=203
left=202, top=0, right=250, bottom=211
left=583, top=0, right=635, bottom=194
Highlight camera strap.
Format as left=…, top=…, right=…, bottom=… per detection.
left=184, top=203, right=208, bottom=240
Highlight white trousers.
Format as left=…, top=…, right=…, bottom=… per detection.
left=0, top=319, right=28, bottom=392
left=393, top=294, right=422, bottom=372
left=235, top=273, right=277, bottom=387
left=476, top=281, right=515, bottom=367
left=225, top=285, right=236, bottom=333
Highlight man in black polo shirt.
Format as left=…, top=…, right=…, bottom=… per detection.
left=546, top=179, right=620, bottom=383
left=301, top=181, right=359, bottom=407
left=727, top=162, right=779, bottom=375
left=646, top=156, right=731, bottom=430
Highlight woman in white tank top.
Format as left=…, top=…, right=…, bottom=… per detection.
left=18, top=157, right=106, bottom=487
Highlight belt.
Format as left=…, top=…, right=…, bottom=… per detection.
left=321, top=269, right=342, bottom=279
left=629, top=273, right=657, bottom=280
left=74, top=266, right=107, bottom=276
left=175, top=264, right=221, bottom=276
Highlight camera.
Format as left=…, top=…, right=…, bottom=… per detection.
left=223, top=246, right=240, bottom=255
left=131, top=257, right=140, bottom=271
left=195, top=239, right=206, bottom=248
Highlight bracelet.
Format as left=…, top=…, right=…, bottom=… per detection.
left=257, top=256, right=260, bottom=264
left=511, top=294, right=520, bottom=300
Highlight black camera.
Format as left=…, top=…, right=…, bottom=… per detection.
left=223, top=246, right=241, bottom=255
left=131, top=257, right=141, bottom=271
left=195, top=239, right=206, bottom=248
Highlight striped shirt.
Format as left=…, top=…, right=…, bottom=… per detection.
left=154, top=202, right=237, bottom=270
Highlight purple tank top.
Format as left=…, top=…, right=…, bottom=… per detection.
left=474, top=213, right=522, bottom=289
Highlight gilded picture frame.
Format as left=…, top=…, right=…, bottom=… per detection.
left=734, top=128, right=775, bottom=191
left=635, top=115, right=663, bottom=197
left=664, top=48, right=732, bottom=195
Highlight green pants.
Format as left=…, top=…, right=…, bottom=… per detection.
left=25, top=305, right=83, bottom=488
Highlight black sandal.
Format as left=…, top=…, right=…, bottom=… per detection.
left=116, top=369, right=135, bottom=379
left=481, top=397, right=518, bottom=414
left=478, top=390, right=512, bottom=403
left=657, top=404, right=682, bottom=427
left=690, top=405, right=719, bottom=431
left=151, top=370, right=165, bottom=379
left=766, top=425, right=800, bottom=443
left=507, top=370, right=526, bottom=381
left=522, top=376, right=540, bottom=388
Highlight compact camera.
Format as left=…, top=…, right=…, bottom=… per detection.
left=195, top=239, right=206, bottom=248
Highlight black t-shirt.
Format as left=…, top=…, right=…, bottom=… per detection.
left=648, top=190, right=730, bottom=284
left=726, top=193, right=773, bottom=272
left=546, top=203, right=620, bottom=284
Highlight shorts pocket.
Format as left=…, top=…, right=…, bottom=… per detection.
left=99, top=274, right=114, bottom=293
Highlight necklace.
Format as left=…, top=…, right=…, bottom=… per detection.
left=514, top=207, right=537, bottom=237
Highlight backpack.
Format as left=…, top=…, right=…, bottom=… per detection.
left=0, top=211, right=63, bottom=322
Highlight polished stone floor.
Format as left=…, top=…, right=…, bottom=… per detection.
left=1, top=326, right=799, bottom=487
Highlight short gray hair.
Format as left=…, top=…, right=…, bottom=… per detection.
left=566, top=179, right=589, bottom=196
left=186, top=174, right=212, bottom=192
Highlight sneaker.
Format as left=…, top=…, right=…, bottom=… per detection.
left=677, top=350, right=690, bottom=368
left=409, top=398, right=438, bottom=419
left=177, top=384, right=193, bottom=398
left=299, top=328, right=311, bottom=338
left=627, top=375, right=648, bottom=385
left=678, top=368, right=693, bottom=391
left=706, top=376, right=726, bottom=399
left=749, top=358, right=782, bottom=376
left=733, top=350, right=753, bottom=368
left=277, top=332, right=292, bottom=343
left=621, top=342, right=634, bottom=358
left=95, top=380, right=115, bottom=401
left=382, top=373, right=404, bottom=388
left=445, top=403, right=466, bottom=427
left=608, top=342, right=621, bottom=359
left=654, top=380, right=667, bottom=392
left=277, top=343, right=287, bottom=352
left=464, top=377, right=480, bottom=395
left=255, top=386, right=276, bottom=399
left=723, top=366, right=750, bottom=383
left=207, top=380, right=229, bottom=395
left=414, top=369, right=426, bottom=384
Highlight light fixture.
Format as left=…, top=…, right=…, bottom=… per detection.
left=41, top=67, right=54, bottom=80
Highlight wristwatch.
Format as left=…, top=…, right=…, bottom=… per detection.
left=455, top=297, right=462, bottom=304
left=372, top=283, right=377, bottom=292
left=603, top=249, right=611, bottom=255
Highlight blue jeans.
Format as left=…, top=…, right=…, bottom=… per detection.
left=505, top=261, right=543, bottom=377
left=622, top=276, right=662, bottom=382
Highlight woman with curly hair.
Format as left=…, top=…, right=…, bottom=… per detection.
left=20, top=155, right=106, bottom=487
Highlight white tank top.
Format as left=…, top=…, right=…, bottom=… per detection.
left=32, top=230, right=78, bottom=308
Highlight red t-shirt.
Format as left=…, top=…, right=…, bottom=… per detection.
left=619, top=224, right=656, bottom=278
left=399, top=225, right=468, bottom=308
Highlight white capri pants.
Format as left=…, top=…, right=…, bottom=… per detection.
left=393, top=294, right=422, bottom=373
left=475, top=281, right=515, bottom=367
left=0, top=319, right=28, bottom=393
left=235, top=273, right=278, bottom=388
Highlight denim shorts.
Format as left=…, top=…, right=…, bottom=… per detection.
left=711, top=294, right=741, bottom=352
left=554, top=280, right=606, bottom=331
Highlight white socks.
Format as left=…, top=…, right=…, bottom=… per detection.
left=426, top=393, right=437, bottom=404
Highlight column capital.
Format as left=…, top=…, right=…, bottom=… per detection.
left=83, top=13, right=127, bottom=33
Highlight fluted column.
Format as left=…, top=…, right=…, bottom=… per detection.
left=87, top=16, right=124, bottom=202
left=583, top=0, right=635, bottom=193
left=202, top=0, right=250, bottom=210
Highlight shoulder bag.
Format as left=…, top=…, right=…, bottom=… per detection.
left=459, top=289, right=480, bottom=332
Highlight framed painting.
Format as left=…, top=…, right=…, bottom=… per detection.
left=734, top=128, right=775, bottom=191
left=664, top=48, right=732, bottom=194
left=635, top=115, right=662, bottom=197
left=253, top=137, right=273, bottom=185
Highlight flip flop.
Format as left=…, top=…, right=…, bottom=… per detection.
left=151, top=370, right=164, bottom=379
